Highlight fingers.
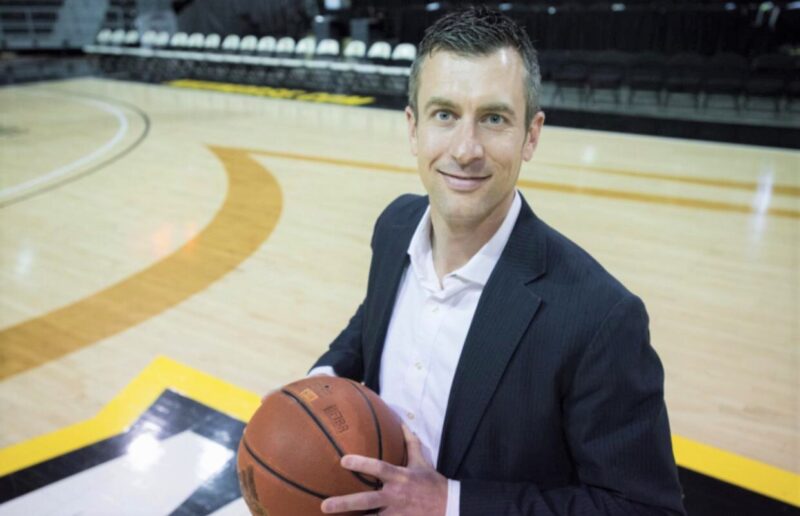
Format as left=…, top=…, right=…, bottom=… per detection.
left=340, top=454, right=402, bottom=482
left=401, top=424, right=429, bottom=467
left=321, top=490, right=384, bottom=514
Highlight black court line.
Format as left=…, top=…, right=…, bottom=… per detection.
left=0, top=90, right=151, bottom=209
left=0, top=390, right=245, bottom=515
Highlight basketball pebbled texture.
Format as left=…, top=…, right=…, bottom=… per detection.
left=237, top=376, right=407, bottom=516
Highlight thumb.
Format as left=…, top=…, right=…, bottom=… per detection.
left=401, top=424, right=430, bottom=468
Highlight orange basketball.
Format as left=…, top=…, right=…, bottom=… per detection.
left=237, top=376, right=407, bottom=516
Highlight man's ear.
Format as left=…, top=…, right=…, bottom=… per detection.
left=405, top=106, right=418, bottom=157
left=522, top=111, right=545, bottom=161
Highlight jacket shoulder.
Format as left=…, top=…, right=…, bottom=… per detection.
left=377, top=194, right=427, bottom=225
left=539, top=218, right=637, bottom=307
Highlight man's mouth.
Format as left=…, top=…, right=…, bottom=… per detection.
left=437, top=170, right=490, bottom=191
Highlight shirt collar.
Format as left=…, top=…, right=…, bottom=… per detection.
left=407, top=190, right=522, bottom=288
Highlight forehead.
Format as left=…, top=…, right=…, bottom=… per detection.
left=417, top=48, right=526, bottom=107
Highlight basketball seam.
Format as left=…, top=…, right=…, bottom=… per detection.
left=242, top=437, right=331, bottom=500
left=281, top=388, right=381, bottom=490
left=344, top=380, right=387, bottom=490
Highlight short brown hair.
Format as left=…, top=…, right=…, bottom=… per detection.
left=408, top=6, right=542, bottom=128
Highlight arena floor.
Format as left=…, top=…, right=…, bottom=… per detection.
left=0, top=77, right=797, bottom=514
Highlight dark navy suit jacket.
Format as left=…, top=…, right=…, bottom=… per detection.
left=313, top=194, right=685, bottom=515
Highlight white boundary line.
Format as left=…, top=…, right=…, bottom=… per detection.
left=0, top=91, right=130, bottom=202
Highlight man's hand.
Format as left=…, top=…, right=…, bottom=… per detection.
left=321, top=425, right=449, bottom=515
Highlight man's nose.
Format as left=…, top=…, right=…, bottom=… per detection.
left=450, top=121, right=485, bottom=167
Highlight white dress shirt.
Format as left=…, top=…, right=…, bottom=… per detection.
left=311, top=191, right=522, bottom=516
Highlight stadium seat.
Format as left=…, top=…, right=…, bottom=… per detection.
left=664, top=53, right=706, bottom=108
left=123, top=30, right=139, bottom=47
left=254, top=36, right=279, bottom=71
left=194, top=34, right=221, bottom=80
left=352, top=41, right=392, bottom=93
left=627, top=53, right=666, bottom=105
left=380, top=43, right=416, bottom=94
left=153, top=31, right=170, bottom=48
left=272, top=37, right=300, bottom=85
left=342, top=40, right=366, bottom=60
left=366, top=41, right=392, bottom=65
left=110, top=29, right=126, bottom=48
left=221, top=34, right=241, bottom=53
left=240, top=35, right=258, bottom=54
left=315, top=39, right=339, bottom=59
left=787, top=57, right=800, bottom=110
left=204, top=33, right=221, bottom=51
left=169, top=32, right=189, bottom=50
left=96, top=28, right=113, bottom=46
left=140, top=30, right=158, bottom=48
left=275, top=37, right=296, bottom=57
left=303, top=39, right=340, bottom=89
left=329, top=40, right=367, bottom=89
left=703, top=53, right=748, bottom=110
left=745, top=53, right=793, bottom=111
left=586, top=51, right=630, bottom=103
left=552, top=52, right=590, bottom=103
left=257, top=36, right=277, bottom=55
left=390, top=43, right=416, bottom=70
left=187, top=33, right=204, bottom=50
left=294, top=36, right=316, bottom=58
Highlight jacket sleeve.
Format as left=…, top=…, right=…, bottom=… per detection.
left=309, top=301, right=366, bottom=381
left=459, top=295, right=686, bottom=516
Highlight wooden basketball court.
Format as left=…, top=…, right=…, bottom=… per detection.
left=0, top=77, right=797, bottom=511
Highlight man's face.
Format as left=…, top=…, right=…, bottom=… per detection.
left=406, top=48, right=544, bottom=230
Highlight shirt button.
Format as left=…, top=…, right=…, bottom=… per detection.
left=415, top=361, right=423, bottom=370
left=406, top=411, right=415, bottom=420
left=431, top=305, right=439, bottom=313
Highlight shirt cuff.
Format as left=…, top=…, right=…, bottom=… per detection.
left=445, top=479, right=460, bottom=516
left=307, top=365, right=337, bottom=377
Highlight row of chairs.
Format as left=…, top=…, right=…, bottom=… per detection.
left=84, top=28, right=417, bottom=81
left=546, top=50, right=800, bottom=110
left=85, top=29, right=798, bottom=112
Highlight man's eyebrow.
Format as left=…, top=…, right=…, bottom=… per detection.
left=479, top=103, right=517, bottom=119
left=423, top=97, right=458, bottom=112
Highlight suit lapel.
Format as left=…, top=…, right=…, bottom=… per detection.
left=437, top=198, right=547, bottom=477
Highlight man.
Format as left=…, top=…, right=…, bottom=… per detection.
left=311, top=7, right=685, bottom=515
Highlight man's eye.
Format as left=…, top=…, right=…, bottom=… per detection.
left=486, top=114, right=505, bottom=125
left=435, top=111, right=452, bottom=121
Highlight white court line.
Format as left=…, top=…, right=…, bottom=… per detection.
left=0, top=91, right=130, bottom=202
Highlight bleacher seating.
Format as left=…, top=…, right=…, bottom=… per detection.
left=61, top=0, right=797, bottom=117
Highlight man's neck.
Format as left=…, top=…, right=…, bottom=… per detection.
left=429, top=193, right=515, bottom=282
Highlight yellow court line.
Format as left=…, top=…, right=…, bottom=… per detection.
left=672, top=435, right=800, bottom=507
left=0, top=146, right=282, bottom=379
left=0, top=356, right=797, bottom=507
left=538, top=161, right=800, bottom=197
left=247, top=148, right=800, bottom=219
left=169, top=79, right=376, bottom=107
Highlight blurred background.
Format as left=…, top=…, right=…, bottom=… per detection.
left=1, top=0, right=799, bottom=146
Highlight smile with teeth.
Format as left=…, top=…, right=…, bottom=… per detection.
left=438, top=170, right=490, bottom=191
